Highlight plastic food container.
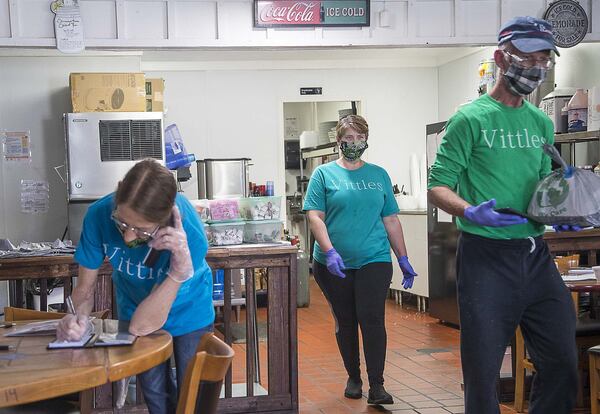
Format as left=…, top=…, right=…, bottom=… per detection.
left=243, top=220, right=284, bottom=243
left=239, top=196, right=282, bottom=220
left=189, top=199, right=210, bottom=222
left=208, top=198, right=240, bottom=221
left=206, top=222, right=244, bottom=246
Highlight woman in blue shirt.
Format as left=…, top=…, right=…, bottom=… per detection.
left=304, top=115, right=417, bottom=405
left=57, top=159, right=215, bottom=414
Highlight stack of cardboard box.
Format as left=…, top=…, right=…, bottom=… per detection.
left=69, top=73, right=165, bottom=113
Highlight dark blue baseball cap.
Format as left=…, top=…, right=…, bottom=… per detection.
left=498, top=16, right=560, bottom=56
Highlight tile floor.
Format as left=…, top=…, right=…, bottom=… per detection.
left=291, top=277, right=520, bottom=414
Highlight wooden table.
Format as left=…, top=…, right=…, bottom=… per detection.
left=0, top=243, right=299, bottom=414
left=0, top=323, right=172, bottom=409
left=544, top=228, right=600, bottom=266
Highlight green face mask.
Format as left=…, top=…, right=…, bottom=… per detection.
left=125, top=238, right=148, bottom=248
left=340, top=140, right=368, bottom=161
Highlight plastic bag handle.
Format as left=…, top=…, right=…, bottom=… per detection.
left=543, top=144, right=570, bottom=171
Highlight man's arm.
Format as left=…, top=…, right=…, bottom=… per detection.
left=428, top=186, right=470, bottom=217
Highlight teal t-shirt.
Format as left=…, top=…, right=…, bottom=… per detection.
left=74, top=193, right=215, bottom=337
left=428, top=93, right=554, bottom=239
left=303, top=161, right=399, bottom=269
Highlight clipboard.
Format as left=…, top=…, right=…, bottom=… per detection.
left=47, top=319, right=137, bottom=349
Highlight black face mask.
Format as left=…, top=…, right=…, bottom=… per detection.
left=340, top=141, right=368, bottom=161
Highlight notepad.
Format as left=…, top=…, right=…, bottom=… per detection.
left=47, top=319, right=137, bottom=349
left=562, top=274, right=597, bottom=282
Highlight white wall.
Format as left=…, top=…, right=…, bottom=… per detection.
left=146, top=67, right=438, bottom=204
left=437, top=47, right=494, bottom=121
left=0, top=55, right=141, bottom=243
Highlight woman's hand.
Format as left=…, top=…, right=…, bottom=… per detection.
left=148, top=205, right=194, bottom=283
left=56, top=313, right=89, bottom=342
left=398, top=256, right=418, bottom=289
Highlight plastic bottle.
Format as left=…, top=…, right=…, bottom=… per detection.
left=164, top=124, right=195, bottom=170
left=567, top=89, right=588, bottom=133
left=213, top=269, right=224, bottom=301
left=266, top=181, right=274, bottom=196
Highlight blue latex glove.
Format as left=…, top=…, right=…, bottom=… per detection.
left=325, top=247, right=346, bottom=278
left=553, top=224, right=582, bottom=232
left=398, top=256, right=417, bottom=289
left=464, top=199, right=528, bottom=227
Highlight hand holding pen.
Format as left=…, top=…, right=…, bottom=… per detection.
left=56, top=296, right=90, bottom=342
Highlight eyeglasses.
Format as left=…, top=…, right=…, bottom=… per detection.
left=111, top=212, right=159, bottom=240
left=503, top=50, right=555, bottom=70
left=340, top=134, right=367, bottom=143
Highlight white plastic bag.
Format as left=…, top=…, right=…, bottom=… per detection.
left=527, top=144, right=600, bottom=227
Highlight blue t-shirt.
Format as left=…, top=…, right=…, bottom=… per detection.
left=74, top=193, right=215, bottom=337
left=303, top=161, right=399, bottom=269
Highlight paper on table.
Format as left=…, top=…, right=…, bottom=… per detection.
left=561, top=274, right=597, bottom=282
left=4, top=320, right=61, bottom=337
left=47, top=321, right=95, bottom=349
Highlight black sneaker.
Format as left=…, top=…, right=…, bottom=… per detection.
left=344, top=377, right=363, bottom=399
left=367, top=384, right=393, bottom=405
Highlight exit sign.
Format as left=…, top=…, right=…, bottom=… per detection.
left=300, top=87, right=323, bottom=95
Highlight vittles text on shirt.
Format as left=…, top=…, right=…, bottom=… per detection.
left=104, top=244, right=163, bottom=280
left=330, top=179, right=384, bottom=192
left=481, top=128, right=548, bottom=149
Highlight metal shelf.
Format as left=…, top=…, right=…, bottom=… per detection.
left=300, top=142, right=338, bottom=160
left=554, top=130, right=600, bottom=144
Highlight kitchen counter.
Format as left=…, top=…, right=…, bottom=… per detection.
left=398, top=209, right=427, bottom=215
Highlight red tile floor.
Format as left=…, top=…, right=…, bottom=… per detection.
left=227, top=277, right=522, bottom=414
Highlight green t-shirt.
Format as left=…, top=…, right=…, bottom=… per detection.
left=303, top=161, right=399, bottom=269
left=428, top=94, right=554, bottom=239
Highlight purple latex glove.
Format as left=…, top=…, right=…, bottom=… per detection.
left=464, top=199, right=528, bottom=227
left=325, top=247, right=346, bottom=278
left=398, top=256, right=417, bottom=289
left=553, top=224, right=582, bottom=232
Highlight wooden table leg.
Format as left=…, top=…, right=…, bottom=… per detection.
left=245, top=268, right=257, bottom=397
left=224, top=268, right=233, bottom=398
left=267, top=266, right=290, bottom=396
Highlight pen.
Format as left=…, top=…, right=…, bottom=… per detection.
left=66, top=295, right=77, bottom=316
left=0, top=344, right=13, bottom=351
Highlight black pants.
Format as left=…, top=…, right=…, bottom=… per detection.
left=313, top=260, right=392, bottom=387
left=457, top=232, right=578, bottom=414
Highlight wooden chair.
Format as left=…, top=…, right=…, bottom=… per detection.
left=514, top=317, right=600, bottom=412
left=589, top=346, right=600, bottom=414
left=176, top=332, right=235, bottom=414
left=3, top=306, right=110, bottom=414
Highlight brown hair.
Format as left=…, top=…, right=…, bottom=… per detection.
left=336, top=115, right=369, bottom=141
left=115, top=159, right=176, bottom=224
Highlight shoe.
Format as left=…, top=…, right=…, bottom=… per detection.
left=344, top=377, right=363, bottom=399
left=367, top=384, right=393, bottom=405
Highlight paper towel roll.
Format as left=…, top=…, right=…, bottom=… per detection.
left=299, top=131, right=319, bottom=149
left=409, top=154, right=420, bottom=196
left=589, top=86, right=600, bottom=131
left=419, top=153, right=427, bottom=195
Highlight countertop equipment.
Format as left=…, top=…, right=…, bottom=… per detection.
left=196, top=158, right=251, bottom=199
left=64, top=112, right=165, bottom=243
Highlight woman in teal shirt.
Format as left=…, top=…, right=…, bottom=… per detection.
left=303, top=115, right=417, bottom=405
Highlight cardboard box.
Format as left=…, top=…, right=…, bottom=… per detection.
left=70, top=73, right=146, bottom=112
left=145, top=78, right=165, bottom=112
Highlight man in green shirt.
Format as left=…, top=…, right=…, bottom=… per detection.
left=428, top=16, right=578, bottom=414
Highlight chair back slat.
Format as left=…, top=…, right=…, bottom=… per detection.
left=176, top=333, right=234, bottom=414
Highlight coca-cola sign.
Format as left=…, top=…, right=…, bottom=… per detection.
left=254, top=0, right=370, bottom=27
